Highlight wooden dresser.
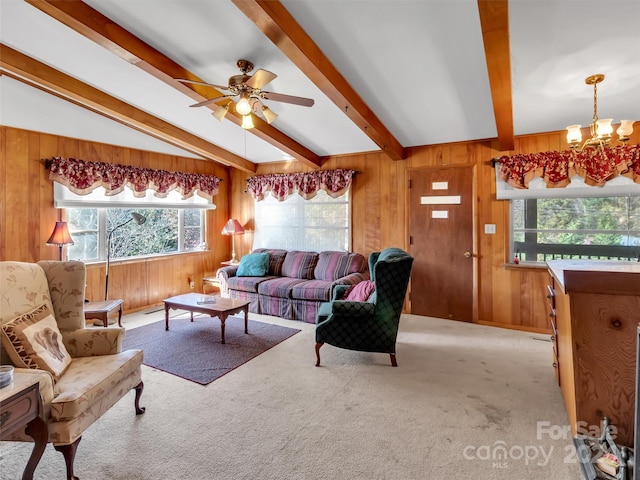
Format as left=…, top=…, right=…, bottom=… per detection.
left=546, top=260, right=640, bottom=447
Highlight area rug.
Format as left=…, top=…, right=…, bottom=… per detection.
left=122, top=317, right=300, bottom=385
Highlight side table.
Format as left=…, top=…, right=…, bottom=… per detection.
left=0, top=373, right=48, bottom=480
left=203, top=261, right=238, bottom=294
left=202, top=276, right=220, bottom=295
left=84, top=299, right=124, bottom=327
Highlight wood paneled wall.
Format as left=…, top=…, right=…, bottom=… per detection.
left=3, top=124, right=638, bottom=330
left=231, top=130, right=640, bottom=332
left=0, top=126, right=231, bottom=312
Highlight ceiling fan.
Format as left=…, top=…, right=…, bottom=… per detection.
left=177, top=59, right=314, bottom=128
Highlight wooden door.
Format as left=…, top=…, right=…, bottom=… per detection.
left=409, top=166, right=474, bottom=321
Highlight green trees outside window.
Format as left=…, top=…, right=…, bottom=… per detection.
left=66, top=208, right=203, bottom=262
left=512, top=196, right=640, bottom=262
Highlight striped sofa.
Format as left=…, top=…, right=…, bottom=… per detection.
left=217, top=249, right=369, bottom=323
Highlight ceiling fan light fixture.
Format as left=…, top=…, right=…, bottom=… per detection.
left=236, top=93, right=252, bottom=116
left=261, top=105, right=278, bottom=124
left=566, top=74, right=634, bottom=151
left=177, top=59, right=314, bottom=132
left=241, top=114, right=254, bottom=129
left=212, top=102, right=230, bottom=122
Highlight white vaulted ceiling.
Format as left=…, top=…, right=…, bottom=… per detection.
left=1, top=0, right=639, bottom=172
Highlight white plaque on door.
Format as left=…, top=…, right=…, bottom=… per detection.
left=432, top=182, right=448, bottom=190
left=431, top=210, right=449, bottom=219
left=420, top=195, right=461, bottom=205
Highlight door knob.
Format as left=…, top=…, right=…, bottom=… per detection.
left=464, top=251, right=472, bottom=258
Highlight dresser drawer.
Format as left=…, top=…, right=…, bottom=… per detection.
left=0, top=383, right=39, bottom=438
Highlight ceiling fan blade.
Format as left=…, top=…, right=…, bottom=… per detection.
left=189, top=95, right=234, bottom=108
left=245, top=69, right=277, bottom=89
left=261, top=91, right=314, bottom=107
left=176, top=78, right=230, bottom=90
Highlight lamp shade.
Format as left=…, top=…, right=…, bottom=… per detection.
left=261, top=105, right=278, bottom=124
left=222, top=219, right=245, bottom=235
left=241, top=114, right=254, bottom=129
left=47, top=221, right=74, bottom=246
left=596, top=118, right=613, bottom=139
left=617, top=120, right=635, bottom=139
left=566, top=125, right=582, bottom=145
left=47, top=221, right=74, bottom=261
left=131, top=212, right=146, bottom=225
left=213, top=103, right=230, bottom=122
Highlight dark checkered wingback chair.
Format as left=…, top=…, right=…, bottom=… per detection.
left=314, top=248, right=414, bottom=367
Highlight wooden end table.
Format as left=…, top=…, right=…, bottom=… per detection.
left=84, top=299, right=124, bottom=327
left=202, top=276, right=220, bottom=295
left=0, top=373, right=48, bottom=480
left=163, top=293, right=250, bottom=344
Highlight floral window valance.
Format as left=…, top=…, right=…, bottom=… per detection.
left=494, top=144, right=640, bottom=189
left=46, top=157, right=221, bottom=200
left=246, top=169, right=356, bottom=202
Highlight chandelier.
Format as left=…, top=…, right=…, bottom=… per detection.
left=566, top=74, right=635, bottom=151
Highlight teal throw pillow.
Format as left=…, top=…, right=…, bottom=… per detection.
left=236, top=252, right=270, bottom=277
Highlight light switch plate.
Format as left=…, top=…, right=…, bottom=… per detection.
left=484, top=224, right=496, bottom=234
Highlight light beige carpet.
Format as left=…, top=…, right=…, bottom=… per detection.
left=1, top=310, right=581, bottom=479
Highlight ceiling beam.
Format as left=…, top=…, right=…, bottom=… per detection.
left=24, top=0, right=322, bottom=169
left=232, top=0, right=406, bottom=161
left=477, top=0, right=514, bottom=152
left=0, top=44, right=257, bottom=172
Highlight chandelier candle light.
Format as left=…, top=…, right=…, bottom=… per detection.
left=566, top=74, right=635, bottom=151
left=222, top=219, right=245, bottom=264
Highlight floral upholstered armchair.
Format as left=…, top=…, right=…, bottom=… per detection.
left=314, top=248, right=414, bottom=367
left=0, top=261, right=145, bottom=480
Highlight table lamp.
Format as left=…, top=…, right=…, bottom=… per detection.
left=222, top=219, right=245, bottom=263
left=47, top=220, right=74, bottom=261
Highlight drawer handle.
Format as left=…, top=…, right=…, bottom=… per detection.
left=550, top=335, right=555, bottom=341
left=552, top=362, right=558, bottom=368
left=0, top=411, right=11, bottom=428
left=549, top=312, right=556, bottom=318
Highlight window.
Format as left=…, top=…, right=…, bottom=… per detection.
left=511, top=196, right=640, bottom=263
left=55, top=183, right=212, bottom=262
left=67, top=208, right=204, bottom=262
left=253, top=189, right=350, bottom=251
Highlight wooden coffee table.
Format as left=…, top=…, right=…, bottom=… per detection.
left=163, top=293, right=250, bottom=344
